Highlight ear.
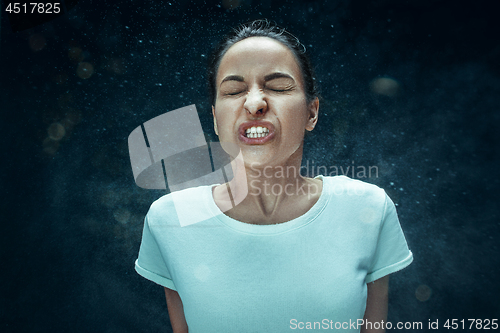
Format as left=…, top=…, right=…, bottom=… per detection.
left=305, top=97, right=319, bottom=131
left=212, top=105, right=219, bottom=136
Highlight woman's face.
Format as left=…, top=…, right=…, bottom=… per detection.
left=212, top=36, right=318, bottom=169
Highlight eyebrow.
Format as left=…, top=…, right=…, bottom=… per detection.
left=219, top=72, right=295, bottom=86
left=264, top=72, right=295, bottom=82
left=220, top=75, right=244, bottom=86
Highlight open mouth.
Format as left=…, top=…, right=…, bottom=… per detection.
left=239, top=121, right=275, bottom=144
left=245, top=126, right=270, bottom=139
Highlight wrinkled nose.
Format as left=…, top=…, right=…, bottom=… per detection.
left=244, top=89, right=267, bottom=116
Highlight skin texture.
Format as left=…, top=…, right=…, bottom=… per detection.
left=213, top=37, right=317, bottom=168
left=164, top=36, right=389, bottom=332
left=164, top=287, right=188, bottom=333
left=211, top=36, right=321, bottom=224
left=362, top=276, right=389, bottom=333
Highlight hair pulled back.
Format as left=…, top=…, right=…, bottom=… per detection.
left=207, top=19, right=319, bottom=106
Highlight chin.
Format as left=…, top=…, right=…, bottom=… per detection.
left=239, top=154, right=264, bottom=168
left=244, top=158, right=281, bottom=172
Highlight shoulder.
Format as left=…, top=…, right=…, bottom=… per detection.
left=321, top=176, right=396, bottom=229
left=322, top=175, right=387, bottom=206
left=147, top=185, right=212, bottom=222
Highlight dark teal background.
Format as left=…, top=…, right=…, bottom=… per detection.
left=1, top=0, right=498, bottom=331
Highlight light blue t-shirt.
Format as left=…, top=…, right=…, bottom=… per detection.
left=135, top=175, right=413, bottom=332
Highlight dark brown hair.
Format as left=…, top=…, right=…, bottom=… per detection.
left=207, top=19, right=319, bottom=106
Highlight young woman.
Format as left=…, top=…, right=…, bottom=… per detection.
left=134, top=20, right=413, bottom=333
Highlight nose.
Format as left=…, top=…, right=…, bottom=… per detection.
left=243, top=88, right=267, bottom=116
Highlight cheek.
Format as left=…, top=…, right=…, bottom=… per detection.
left=214, top=112, right=233, bottom=135
left=280, top=112, right=309, bottom=142
left=286, top=106, right=310, bottom=129
left=282, top=119, right=306, bottom=141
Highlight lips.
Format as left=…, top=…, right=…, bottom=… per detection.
left=238, top=121, right=275, bottom=145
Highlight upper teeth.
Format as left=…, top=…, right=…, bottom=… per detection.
left=245, top=126, right=269, bottom=138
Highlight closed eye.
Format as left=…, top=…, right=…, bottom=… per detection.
left=267, top=87, right=293, bottom=92
left=226, top=91, right=245, bottom=96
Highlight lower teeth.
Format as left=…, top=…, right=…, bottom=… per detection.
left=247, top=133, right=268, bottom=138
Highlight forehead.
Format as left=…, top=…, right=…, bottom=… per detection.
left=217, top=37, right=302, bottom=82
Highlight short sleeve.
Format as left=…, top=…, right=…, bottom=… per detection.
left=365, top=191, right=413, bottom=283
left=135, top=214, right=177, bottom=290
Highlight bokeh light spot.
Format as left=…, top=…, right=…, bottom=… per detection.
left=76, top=62, right=94, bottom=79
left=222, top=0, right=240, bottom=10
left=370, top=77, right=400, bottom=97
left=47, top=122, right=66, bottom=141
left=42, top=137, right=60, bottom=155
left=113, top=208, right=131, bottom=224
left=415, top=284, right=432, bottom=302
left=68, top=47, right=84, bottom=62
left=29, top=33, right=46, bottom=51
left=58, top=108, right=81, bottom=133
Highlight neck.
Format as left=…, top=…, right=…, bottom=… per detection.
left=219, top=146, right=317, bottom=218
